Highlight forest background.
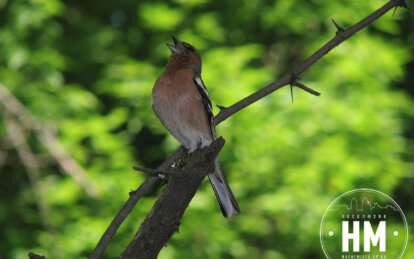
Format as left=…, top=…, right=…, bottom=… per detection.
left=0, top=0, right=413, bottom=258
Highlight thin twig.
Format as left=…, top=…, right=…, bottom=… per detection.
left=93, top=0, right=406, bottom=257
left=1, top=110, right=62, bottom=256
left=120, top=138, right=225, bottom=258
left=2, top=111, right=53, bottom=232
left=214, top=0, right=403, bottom=125
left=90, top=147, right=186, bottom=259
left=0, top=83, right=97, bottom=196
left=90, top=176, right=159, bottom=259
left=292, top=81, right=321, bottom=96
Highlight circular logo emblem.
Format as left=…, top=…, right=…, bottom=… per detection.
left=320, top=189, right=408, bottom=259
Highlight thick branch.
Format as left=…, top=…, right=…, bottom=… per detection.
left=133, top=166, right=180, bottom=177
left=90, top=147, right=185, bottom=259
left=120, top=138, right=225, bottom=259
left=90, top=176, right=159, bottom=259
left=92, top=0, right=405, bottom=257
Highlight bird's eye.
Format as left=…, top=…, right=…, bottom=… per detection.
left=186, top=46, right=194, bottom=52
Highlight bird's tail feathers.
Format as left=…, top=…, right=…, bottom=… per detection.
left=208, top=158, right=241, bottom=218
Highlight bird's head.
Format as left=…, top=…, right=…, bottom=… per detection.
left=166, top=36, right=202, bottom=75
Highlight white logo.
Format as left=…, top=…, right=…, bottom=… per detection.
left=320, top=189, right=408, bottom=258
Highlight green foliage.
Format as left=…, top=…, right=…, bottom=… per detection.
left=0, top=0, right=413, bottom=258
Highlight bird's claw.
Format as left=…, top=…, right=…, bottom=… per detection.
left=171, top=158, right=185, bottom=168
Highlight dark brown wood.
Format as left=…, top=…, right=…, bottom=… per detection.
left=90, top=147, right=186, bottom=259
left=120, top=138, right=225, bottom=259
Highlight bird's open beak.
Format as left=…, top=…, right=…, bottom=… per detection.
left=167, top=35, right=183, bottom=54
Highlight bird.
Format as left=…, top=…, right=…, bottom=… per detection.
left=151, top=36, right=241, bottom=218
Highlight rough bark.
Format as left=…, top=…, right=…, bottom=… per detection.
left=120, top=138, right=225, bottom=259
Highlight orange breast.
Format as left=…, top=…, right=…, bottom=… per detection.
left=152, top=68, right=212, bottom=148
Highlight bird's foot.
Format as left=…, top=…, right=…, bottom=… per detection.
left=171, top=158, right=186, bottom=169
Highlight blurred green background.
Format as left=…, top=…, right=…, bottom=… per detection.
left=0, top=0, right=413, bottom=258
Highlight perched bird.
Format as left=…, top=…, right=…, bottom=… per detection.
left=152, top=36, right=241, bottom=218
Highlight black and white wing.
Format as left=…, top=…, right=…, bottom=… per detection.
left=193, top=75, right=216, bottom=139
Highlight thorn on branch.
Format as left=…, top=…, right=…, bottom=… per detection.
left=293, top=82, right=321, bottom=96
left=392, top=6, right=399, bottom=17
left=133, top=166, right=179, bottom=178
left=289, top=74, right=321, bottom=97
left=289, top=73, right=298, bottom=102
left=216, top=105, right=227, bottom=111
left=332, top=19, right=345, bottom=33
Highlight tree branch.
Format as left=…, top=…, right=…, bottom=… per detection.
left=292, top=81, right=321, bottom=96
left=90, top=147, right=186, bottom=259
left=92, top=0, right=407, bottom=257
left=0, top=83, right=97, bottom=196
left=214, top=0, right=405, bottom=125
left=331, top=19, right=345, bottom=33
left=1, top=110, right=54, bottom=232
left=1, top=109, right=65, bottom=256
left=120, top=138, right=225, bottom=259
